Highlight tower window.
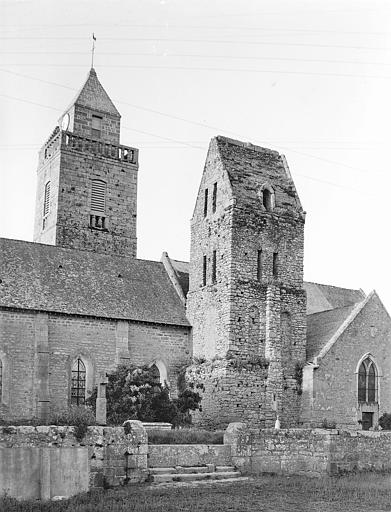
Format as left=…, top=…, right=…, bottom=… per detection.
left=273, top=252, right=278, bottom=277
left=71, top=358, right=86, bottom=405
left=257, top=249, right=262, bottom=281
left=42, top=181, right=51, bottom=229
left=259, top=184, right=275, bottom=211
left=203, top=255, right=207, bottom=286
left=204, top=188, right=208, bottom=217
left=91, top=115, right=102, bottom=139
left=358, top=357, right=378, bottom=403
left=212, top=182, right=217, bottom=213
left=91, top=179, right=106, bottom=213
left=212, top=250, right=217, bottom=283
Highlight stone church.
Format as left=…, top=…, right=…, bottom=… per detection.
left=1, top=68, right=390, bottom=430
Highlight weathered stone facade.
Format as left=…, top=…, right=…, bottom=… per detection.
left=34, top=68, right=139, bottom=258
left=187, top=137, right=307, bottom=428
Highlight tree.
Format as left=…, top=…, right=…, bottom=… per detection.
left=88, top=364, right=201, bottom=426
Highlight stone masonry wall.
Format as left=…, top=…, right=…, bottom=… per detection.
left=34, top=135, right=138, bottom=258
left=0, top=308, right=190, bottom=421
left=187, top=138, right=306, bottom=429
left=0, top=422, right=147, bottom=500
left=303, top=293, right=391, bottom=428
left=225, top=423, right=391, bottom=476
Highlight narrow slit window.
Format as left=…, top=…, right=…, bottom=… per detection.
left=212, top=182, right=217, bottom=213
left=91, top=115, right=102, bottom=139
left=91, top=180, right=106, bottom=213
left=273, top=252, right=278, bottom=277
left=71, top=358, right=86, bottom=405
left=257, top=250, right=262, bottom=281
left=203, top=255, right=207, bottom=286
left=204, top=189, right=208, bottom=217
left=212, top=250, right=217, bottom=283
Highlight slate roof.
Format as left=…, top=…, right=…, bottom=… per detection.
left=169, top=259, right=190, bottom=297
left=304, top=281, right=365, bottom=315
left=0, top=238, right=189, bottom=327
left=68, top=68, right=120, bottom=117
left=306, top=304, right=358, bottom=361
left=213, top=136, right=303, bottom=211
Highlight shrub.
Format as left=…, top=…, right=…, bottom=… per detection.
left=148, top=428, right=224, bottom=445
left=88, top=364, right=202, bottom=427
left=50, top=406, right=96, bottom=441
left=379, top=413, right=391, bottom=430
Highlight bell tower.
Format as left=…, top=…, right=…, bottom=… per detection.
left=33, top=68, right=138, bottom=257
left=187, top=136, right=307, bottom=428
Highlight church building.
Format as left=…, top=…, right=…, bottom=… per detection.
left=1, top=68, right=390, bottom=430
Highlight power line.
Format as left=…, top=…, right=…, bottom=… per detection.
left=1, top=63, right=391, bottom=79
left=2, top=51, right=391, bottom=68
left=0, top=72, right=386, bottom=180
left=0, top=36, right=390, bottom=52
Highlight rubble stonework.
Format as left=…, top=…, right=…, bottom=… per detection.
left=187, top=137, right=306, bottom=428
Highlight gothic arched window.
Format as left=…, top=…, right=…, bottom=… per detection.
left=358, top=357, right=377, bottom=403
left=71, top=358, right=86, bottom=405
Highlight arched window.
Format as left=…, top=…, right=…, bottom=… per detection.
left=358, top=357, right=378, bottom=403
left=149, top=360, right=168, bottom=387
left=259, top=184, right=275, bottom=212
left=149, top=364, right=161, bottom=385
left=71, top=358, right=86, bottom=405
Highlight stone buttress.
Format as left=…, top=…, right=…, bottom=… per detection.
left=186, top=136, right=306, bottom=428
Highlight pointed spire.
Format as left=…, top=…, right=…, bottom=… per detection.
left=71, top=68, right=120, bottom=117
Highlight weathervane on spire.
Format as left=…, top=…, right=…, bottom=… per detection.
left=91, top=33, right=96, bottom=68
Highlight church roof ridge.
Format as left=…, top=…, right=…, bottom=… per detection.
left=0, top=237, right=189, bottom=327
left=213, top=135, right=280, bottom=155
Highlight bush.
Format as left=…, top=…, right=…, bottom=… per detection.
left=87, top=364, right=202, bottom=427
left=148, top=428, right=224, bottom=445
left=321, top=418, right=337, bottom=429
left=50, top=406, right=96, bottom=441
left=379, top=413, right=391, bottom=430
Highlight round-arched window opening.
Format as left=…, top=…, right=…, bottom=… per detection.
left=263, top=188, right=273, bottom=211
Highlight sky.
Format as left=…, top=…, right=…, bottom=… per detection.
left=0, top=0, right=391, bottom=312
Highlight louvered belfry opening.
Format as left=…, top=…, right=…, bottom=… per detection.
left=42, top=181, right=51, bottom=229
left=90, top=179, right=107, bottom=229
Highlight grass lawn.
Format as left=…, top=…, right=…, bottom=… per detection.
left=2, top=473, right=391, bottom=512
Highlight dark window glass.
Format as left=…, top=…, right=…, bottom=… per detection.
left=91, top=115, right=102, bottom=139
left=368, top=364, right=376, bottom=402
left=273, top=252, right=278, bottom=277
left=71, top=358, right=86, bottom=405
left=263, top=189, right=273, bottom=211
left=204, top=189, right=208, bottom=217
left=257, top=250, right=262, bottom=281
left=212, top=250, right=217, bottom=283
left=203, top=255, right=207, bottom=286
left=358, top=363, right=366, bottom=402
left=212, top=182, right=217, bottom=213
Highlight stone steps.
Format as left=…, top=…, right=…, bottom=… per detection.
left=148, top=465, right=241, bottom=484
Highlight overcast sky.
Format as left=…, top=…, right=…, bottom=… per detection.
left=1, top=0, right=390, bottom=312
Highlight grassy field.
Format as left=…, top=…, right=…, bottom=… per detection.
left=2, top=473, right=391, bottom=512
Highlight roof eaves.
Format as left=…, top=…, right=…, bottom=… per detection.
left=315, top=291, right=372, bottom=363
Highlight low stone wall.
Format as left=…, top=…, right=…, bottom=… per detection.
left=0, top=421, right=147, bottom=500
left=148, top=444, right=231, bottom=468
left=225, top=423, right=391, bottom=476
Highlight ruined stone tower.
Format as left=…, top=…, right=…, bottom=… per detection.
left=186, top=136, right=306, bottom=428
left=33, top=68, right=139, bottom=257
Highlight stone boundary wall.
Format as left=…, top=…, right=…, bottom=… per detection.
left=0, top=421, right=147, bottom=500
left=224, top=423, right=391, bottom=476
left=148, top=444, right=231, bottom=468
